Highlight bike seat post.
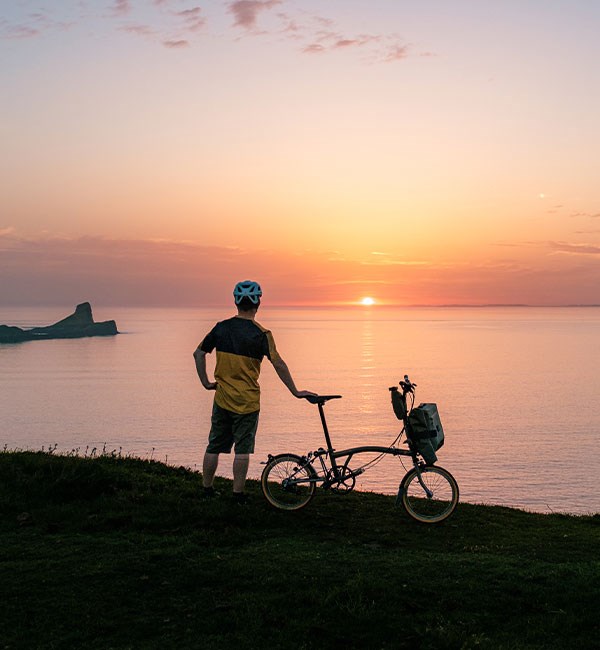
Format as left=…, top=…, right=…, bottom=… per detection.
left=317, top=402, right=338, bottom=468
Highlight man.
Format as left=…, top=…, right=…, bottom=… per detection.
left=193, top=280, right=316, bottom=503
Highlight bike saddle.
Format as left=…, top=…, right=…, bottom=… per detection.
left=305, top=394, right=342, bottom=404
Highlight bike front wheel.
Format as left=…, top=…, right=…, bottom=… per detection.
left=400, top=465, right=459, bottom=523
left=261, top=454, right=317, bottom=511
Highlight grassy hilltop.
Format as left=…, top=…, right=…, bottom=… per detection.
left=1, top=451, right=598, bottom=649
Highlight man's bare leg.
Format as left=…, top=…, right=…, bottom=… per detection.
left=233, top=454, right=250, bottom=493
left=202, top=452, right=219, bottom=488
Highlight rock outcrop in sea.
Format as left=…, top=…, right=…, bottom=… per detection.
left=0, top=303, right=118, bottom=343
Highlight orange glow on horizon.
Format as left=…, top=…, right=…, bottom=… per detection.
left=2, top=2, right=600, bottom=308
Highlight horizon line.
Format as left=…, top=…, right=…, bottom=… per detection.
left=2, top=302, right=600, bottom=311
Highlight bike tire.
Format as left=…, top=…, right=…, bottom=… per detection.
left=261, top=454, right=317, bottom=511
left=400, top=465, right=459, bottom=524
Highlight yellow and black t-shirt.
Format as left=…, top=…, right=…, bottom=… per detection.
left=199, top=316, right=281, bottom=414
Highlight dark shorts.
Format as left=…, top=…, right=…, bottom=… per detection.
left=206, top=402, right=260, bottom=454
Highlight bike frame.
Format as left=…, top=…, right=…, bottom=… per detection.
left=287, top=398, right=430, bottom=495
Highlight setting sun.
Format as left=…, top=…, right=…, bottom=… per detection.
left=360, top=297, right=376, bottom=306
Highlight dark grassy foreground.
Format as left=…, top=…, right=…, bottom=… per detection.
left=1, top=451, right=598, bottom=650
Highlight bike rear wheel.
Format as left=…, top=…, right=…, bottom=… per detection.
left=400, top=465, right=459, bottom=523
left=261, top=454, right=317, bottom=510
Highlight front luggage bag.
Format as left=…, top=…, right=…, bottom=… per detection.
left=407, top=403, right=445, bottom=465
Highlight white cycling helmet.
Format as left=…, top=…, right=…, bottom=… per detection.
left=233, top=280, right=262, bottom=305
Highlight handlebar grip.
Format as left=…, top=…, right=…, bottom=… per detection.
left=399, top=376, right=417, bottom=393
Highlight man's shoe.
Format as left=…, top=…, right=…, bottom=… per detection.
left=202, top=487, right=220, bottom=498
left=232, top=492, right=250, bottom=505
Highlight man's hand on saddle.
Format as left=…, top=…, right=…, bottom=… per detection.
left=294, top=389, right=318, bottom=399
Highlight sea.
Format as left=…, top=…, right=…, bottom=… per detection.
left=1, top=305, right=598, bottom=515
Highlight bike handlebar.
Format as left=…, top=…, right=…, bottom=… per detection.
left=398, top=375, right=417, bottom=394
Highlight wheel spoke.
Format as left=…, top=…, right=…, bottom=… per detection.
left=261, top=455, right=317, bottom=510
left=402, top=466, right=459, bottom=523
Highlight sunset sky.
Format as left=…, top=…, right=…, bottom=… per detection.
left=2, top=1, right=599, bottom=306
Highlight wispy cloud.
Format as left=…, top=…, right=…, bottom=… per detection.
left=163, top=39, right=189, bottom=49
left=0, top=234, right=356, bottom=306
left=173, top=7, right=206, bottom=32
left=493, top=242, right=523, bottom=248
left=228, top=4, right=413, bottom=63
left=302, top=43, right=325, bottom=54
left=359, top=257, right=429, bottom=267
left=111, top=0, right=131, bottom=17
left=2, top=234, right=600, bottom=306
left=277, top=13, right=302, bottom=38
left=0, top=234, right=252, bottom=306
left=570, top=212, right=600, bottom=218
left=330, top=279, right=394, bottom=286
left=1, top=3, right=418, bottom=63
left=0, top=3, right=74, bottom=40
left=549, top=241, right=600, bottom=255
left=1, top=24, right=40, bottom=39
left=120, top=24, right=155, bottom=37
left=0, top=9, right=72, bottom=40
left=302, top=30, right=380, bottom=53
left=382, top=44, right=409, bottom=62
left=228, top=1, right=282, bottom=29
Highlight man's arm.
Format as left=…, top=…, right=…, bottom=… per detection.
left=193, top=347, right=217, bottom=390
left=271, top=356, right=316, bottom=399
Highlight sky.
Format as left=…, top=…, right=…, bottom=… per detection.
left=1, top=0, right=600, bottom=307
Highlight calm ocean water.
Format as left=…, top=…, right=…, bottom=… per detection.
left=1, top=305, right=599, bottom=515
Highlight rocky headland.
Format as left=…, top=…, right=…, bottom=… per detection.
left=0, top=303, right=118, bottom=343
